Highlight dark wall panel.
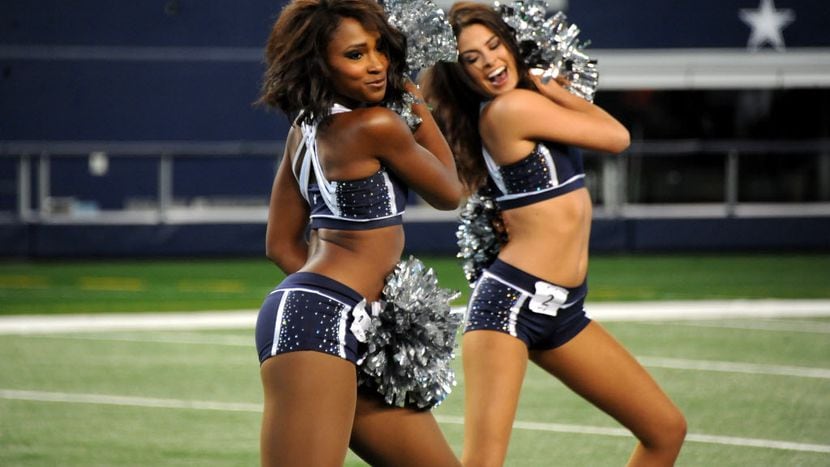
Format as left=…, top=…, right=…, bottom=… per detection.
left=12, top=218, right=828, bottom=259
left=1, top=60, right=282, bottom=140
left=0, top=224, right=31, bottom=257
left=568, top=0, right=830, bottom=49
left=629, top=217, right=830, bottom=252
left=31, top=223, right=266, bottom=258
left=0, top=0, right=277, bottom=47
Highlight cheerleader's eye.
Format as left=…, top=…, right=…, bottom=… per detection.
left=345, top=50, right=363, bottom=60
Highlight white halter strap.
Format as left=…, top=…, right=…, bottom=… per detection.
left=293, top=104, right=352, bottom=213
left=481, top=146, right=507, bottom=194
left=479, top=101, right=508, bottom=194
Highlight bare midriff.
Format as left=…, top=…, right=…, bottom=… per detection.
left=300, top=225, right=405, bottom=301
left=497, top=188, right=592, bottom=288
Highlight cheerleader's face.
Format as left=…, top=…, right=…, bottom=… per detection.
left=457, top=23, right=519, bottom=97
left=326, top=17, right=389, bottom=105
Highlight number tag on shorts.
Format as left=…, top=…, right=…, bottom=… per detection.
left=528, top=281, right=569, bottom=317
left=350, top=299, right=382, bottom=343
left=350, top=300, right=371, bottom=343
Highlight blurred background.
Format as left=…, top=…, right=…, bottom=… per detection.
left=2, top=0, right=829, bottom=259
left=2, top=2, right=830, bottom=466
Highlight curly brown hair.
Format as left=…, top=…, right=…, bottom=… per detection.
left=420, top=2, right=534, bottom=191
left=258, top=0, right=408, bottom=123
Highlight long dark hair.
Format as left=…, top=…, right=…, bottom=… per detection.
left=258, top=0, right=408, bottom=123
left=420, top=2, right=533, bottom=191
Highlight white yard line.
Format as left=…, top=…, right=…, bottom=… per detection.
left=3, top=299, right=830, bottom=334
left=7, top=299, right=829, bottom=382
left=585, top=299, right=830, bottom=321
left=438, top=416, right=830, bottom=455
left=27, top=333, right=830, bottom=380
left=38, top=332, right=253, bottom=347
left=638, top=357, right=830, bottom=379
left=0, top=310, right=256, bottom=334
left=2, top=389, right=828, bottom=454
left=642, top=319, right=830, bottom=334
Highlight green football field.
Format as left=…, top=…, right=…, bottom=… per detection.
left=2, top=253, right=830, bottom=314
left=1, top=253, right=829, bottom=465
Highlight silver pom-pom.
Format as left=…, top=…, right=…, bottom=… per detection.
left=382, top=0, right=458, bottom=71
left=358, top=256, right=463, bottom=409
left=385, top=91, right=423, bottom=132
left=456, top=189, right=507, bottom=285
left=495, top=0, right=599, bottom=102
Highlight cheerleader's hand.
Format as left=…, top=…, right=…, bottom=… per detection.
left=530, top=71, right=564, bottom=98
left=404, top=79, right=426, bottom=102
left=385, top=80, right=425, bottom=133
left=530, top=71, right=587, bottom=109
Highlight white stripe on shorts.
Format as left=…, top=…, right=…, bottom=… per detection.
left=480, top=270, right=532, bottom=296
left=465, top=279, right=483, bottom=324
left=509, top=295, right=527, bottom=337
left=337, top=304, right=350, bottom=358
left=269, top=287, right=352, bottom=357
left=270, top=291, right=290, bottom=357
left=478, top=270, right=530, bottom=337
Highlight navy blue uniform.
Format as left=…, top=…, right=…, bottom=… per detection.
left=256, top=106, right=408, bottom=364
left=465, top=140, right=591, bottom=349
left=483, top=141, right=585, bottom=210
left=466, top=259, right=590, bottom=349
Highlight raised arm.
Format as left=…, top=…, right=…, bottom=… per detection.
left=484, top=80, right=630, bottom=155
left=265, top=128, right=310, bottom=274
left=369, top=106, right=463, bottom=210
left=405, top=82, right=459, bottom=185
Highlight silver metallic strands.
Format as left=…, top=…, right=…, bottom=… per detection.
left=385, top=91, right=423, bottom=132
left=358, top=256, right=463, bottom=409
left=382, top=0, right=458, bottom=71
left=495, top=0, right=599, bottom=102
left=456, top=189, right=507, bottom=285
left=381, top=0, right=456, bottom=132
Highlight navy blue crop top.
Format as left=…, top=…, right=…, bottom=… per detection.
left=292, top=105, right=408, bottom=230
left=483, top=141, right=586, bottom=210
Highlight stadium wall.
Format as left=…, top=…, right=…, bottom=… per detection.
left=2, top=1, right=829, bottom=258
left=1, top=217, right=829, bottom=259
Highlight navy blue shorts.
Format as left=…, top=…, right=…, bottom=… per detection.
left=255, top=272, right=363, bottom=364
left=464, top=259, right=591, bottom=350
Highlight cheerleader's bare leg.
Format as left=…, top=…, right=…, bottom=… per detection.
left=460, top=330, right=529, bottom=467
left=350, top=389, right=461, bottom=467
left=259, top=352, right=357, bottom=467
left=531, top=322, right=687, bottom=466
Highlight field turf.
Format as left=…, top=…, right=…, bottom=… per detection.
left=1, top=253, right=829, bottom=465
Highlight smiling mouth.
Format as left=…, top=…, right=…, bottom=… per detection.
left=487, top=66, right=508, bottom=86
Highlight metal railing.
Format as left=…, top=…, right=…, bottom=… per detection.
left=2, top=139, right=829, bottom=224
left=2, top=141, right=281, bottom=224
left=599, top=138, right=830, bottom=218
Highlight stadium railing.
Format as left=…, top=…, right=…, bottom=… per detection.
left=1, top=138, right=829, bottom=225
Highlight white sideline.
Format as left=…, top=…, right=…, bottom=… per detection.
left=586, top=299, right=830, bottom=321
left=2, top=389, right=829, bottom=454
left=2, top=299, right=830, bottom=334
left=0, top=310, right=256, bottom=334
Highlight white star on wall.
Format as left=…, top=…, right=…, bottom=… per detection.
left=739, top=0, right=795, bottom=52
